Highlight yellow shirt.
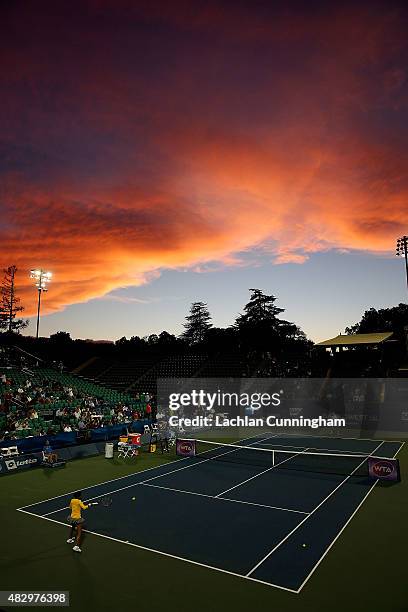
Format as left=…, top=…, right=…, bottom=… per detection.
left=70, top=498, right=88, bottom=520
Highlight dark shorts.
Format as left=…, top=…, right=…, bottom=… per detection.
left=67, top=516, right=85, bottom=526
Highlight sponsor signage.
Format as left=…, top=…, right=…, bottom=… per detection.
left=368, top=457, right=400, bottom=482
left=0, top=453, right=42, bottom=475
left=176, top=439, right=196, bottom=457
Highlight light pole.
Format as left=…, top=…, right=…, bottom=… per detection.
left=396, top=236, right=408, bottom=294
left=30, top=269, right=52, bottom=339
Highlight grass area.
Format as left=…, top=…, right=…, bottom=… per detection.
left=0, top=445, right=407, bottom=612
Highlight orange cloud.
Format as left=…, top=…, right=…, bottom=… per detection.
left=1, top=1, right=408, bottom=317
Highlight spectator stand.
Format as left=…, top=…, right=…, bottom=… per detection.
left=0, top=362, right=153, bottom=453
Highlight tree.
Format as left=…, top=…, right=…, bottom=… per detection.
left=0, top=266, right=28, bottom=333
left=235, top=289, right=311, bottom=374
left=235, top=288, right=284, bottom=328
left=50, top=331, right=72, bottom=343
left=235, top=289, right=284, bottom=356
left=156, top=331, right=186, bottom=353
left=345, top=303, right=408, bottom=343
left=115, top=335, right=147, bottom=357
left=182, top=302, right=212, bottom=345
left=204, top=327, right=239, bottom=353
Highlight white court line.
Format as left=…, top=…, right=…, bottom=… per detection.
left=16, top=437, right=403, bottom=593
left=18, top=432, right=272, bottom=511
left=17, top=454, right=190, bottom=510
left=270, top=431, right=404, bottom=444
left=295, top=440, right=405, bottom=593
left=246, top=440, right=386, bottom=577
left=215, top=447, right=313, bottom=498
left=251, top=440, right=381, bottom=455
left=40, top=434, right=282, bottom=516
left=220, top=496, right=307, bottom=514
left=16, top=508, right=298, bottom=594
left=141, top=482, right=309, bottom=515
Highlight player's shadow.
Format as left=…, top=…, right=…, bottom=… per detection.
left=42, top=467, right=55, bottom=479
left=41, top=465, right=65, bottom=479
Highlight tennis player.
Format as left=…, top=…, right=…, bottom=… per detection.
left=67, top=491, right=89, bottom=553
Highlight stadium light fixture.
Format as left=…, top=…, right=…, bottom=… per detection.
left=396, top=236, right=408, bottom=294
left=30, top=269, right=52, bottom=339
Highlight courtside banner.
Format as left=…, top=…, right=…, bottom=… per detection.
left=176, top=438, right=196, bottom=457
left=368, top=457, right=400, bottom=481
left=2, top=453, right=43, bottom=475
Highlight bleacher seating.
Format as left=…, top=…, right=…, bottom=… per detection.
left=98, top=359, right=157, bottom=392
left=77, top=353, right=245, bottom=395
left=0, top=365, right=152, bottom=440
left=129, top=355, right=208, bottom=393
left=197, top=354, right=243, bottom=378
left=72, top=357, right=114, bottom=379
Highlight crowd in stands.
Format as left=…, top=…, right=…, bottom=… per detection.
left=0, top=367, right=154, bottom=442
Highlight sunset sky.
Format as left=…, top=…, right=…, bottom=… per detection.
left=1, top=0, right=407, bottom=342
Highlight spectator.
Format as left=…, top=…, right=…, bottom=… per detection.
left=0, top=366, right=148, bottom=441
left=43, top=439, right=58, bottom=464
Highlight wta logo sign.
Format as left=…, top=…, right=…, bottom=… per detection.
left=368, top=457, right=400, bottom=482
left=176, top=439, right=196, bottom=457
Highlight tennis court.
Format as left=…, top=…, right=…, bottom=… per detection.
left=17, top=433, right=404, bottom=593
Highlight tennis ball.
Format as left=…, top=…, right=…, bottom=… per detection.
left=132, top=497, right=136, bottom=501
left=302, top=544, right=307, bottom=548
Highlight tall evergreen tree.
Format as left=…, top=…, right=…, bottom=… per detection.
left=235, top=289, right=283, bottom=357
left=0, top=266, right=28, bottom=333
left=235, top=288, right=284, bottom=327
left=235, top=289, right=310, bottom=373
left=182, top=301, right=212, bottom=345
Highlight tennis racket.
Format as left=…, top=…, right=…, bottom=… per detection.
left=88, top=495, right=112, bottom=507
left=98, top=495, right=113, bottom=507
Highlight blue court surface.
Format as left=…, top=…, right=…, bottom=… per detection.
left=18, top=434, right=404, bottom=593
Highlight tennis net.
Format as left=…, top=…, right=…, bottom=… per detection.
left=178, top=438, right=385, bottom=477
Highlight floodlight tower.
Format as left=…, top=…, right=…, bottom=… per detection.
left=30, top=269, right=52, bottom=339
left=396, top=236, right=408, bottom=294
